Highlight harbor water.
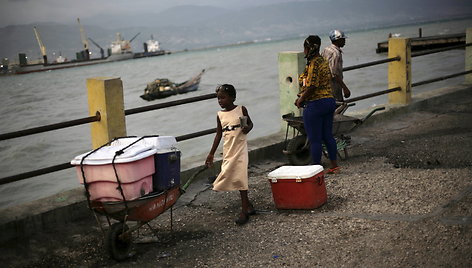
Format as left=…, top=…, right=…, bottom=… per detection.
left=0, top=18, right=470, bottom=209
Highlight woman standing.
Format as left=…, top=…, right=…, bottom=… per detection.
left=295, top=35, right=339, bottom=173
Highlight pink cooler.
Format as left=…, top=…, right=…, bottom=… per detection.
left=71, top=143, right=157, bottom=201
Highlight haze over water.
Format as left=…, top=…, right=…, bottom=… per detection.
left=0, top=18, right=470, bottom=209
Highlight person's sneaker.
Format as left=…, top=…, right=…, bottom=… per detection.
left=325, top=166, right=340, bottom=174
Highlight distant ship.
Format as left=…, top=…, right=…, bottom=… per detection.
left=146, top=35, right=161, bottom=53
left=134, top=35, right=167, bottom=58
left=107, top=32, right=140, bottom=61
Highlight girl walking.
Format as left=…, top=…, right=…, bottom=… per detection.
left=205, top=84, right=255, bottom=225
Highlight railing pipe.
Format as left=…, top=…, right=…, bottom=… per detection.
left=412, top=70, right=472, bottom=87
left=345, top=87, right=401, bottom=103
left=411, top=42, right=472, bottom=58
left=0, top=127, right=219, bottom=185
left=125, top=93, right=217, bottom=115
left=0, top=94, right=217, bottom=142
left=343, top=56, right=400, bottom=72
left=176, top=128, right=217, bottom=142
left=0, top=113, right=100, bottom=141
left=0, top=162, right=72, bottom=186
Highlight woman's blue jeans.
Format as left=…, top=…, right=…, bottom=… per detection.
left=303, top=98, right=337, bottom=165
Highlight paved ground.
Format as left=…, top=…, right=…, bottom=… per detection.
left=1, top=86, right=471, bottom=267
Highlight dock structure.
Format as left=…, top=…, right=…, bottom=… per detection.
left=376, top=32, right=466, bottom=53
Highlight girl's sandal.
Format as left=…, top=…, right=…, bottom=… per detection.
left=326, top=166, right=341, bottom=174
left=235, top=212, right=250, bottom=225
left=247, top=203, right=256, bottom=215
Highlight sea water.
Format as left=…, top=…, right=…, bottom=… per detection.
left=0, top=18, right=470, bottom=209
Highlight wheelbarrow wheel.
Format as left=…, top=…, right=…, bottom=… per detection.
left=286, top=135, right=312, bottom=166
left=106, top=222, right=132, bottom=261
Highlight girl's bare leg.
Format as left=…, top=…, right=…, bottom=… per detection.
left=236, top=190, right=250, bottom=225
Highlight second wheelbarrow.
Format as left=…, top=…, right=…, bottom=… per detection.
left=282, top=106, right=385, bottom=165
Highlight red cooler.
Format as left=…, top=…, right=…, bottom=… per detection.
left=268, top=165, right=327, bottom=209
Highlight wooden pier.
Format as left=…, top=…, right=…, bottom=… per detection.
left=376, top=32, right=466, bottom=53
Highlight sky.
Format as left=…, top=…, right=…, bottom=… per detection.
left=2, top=0, right=470, bottom=28
left=0, top=0, right=301, bottom=27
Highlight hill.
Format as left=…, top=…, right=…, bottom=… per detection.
left=1, top=0, right=471, bottom=63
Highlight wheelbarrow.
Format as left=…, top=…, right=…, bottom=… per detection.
left=282, top=104, right=385, bottom=165
left=73, top=136, right=206, bottom=261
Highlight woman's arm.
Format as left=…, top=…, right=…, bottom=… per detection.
left=205, top=115, right=222, bottom=167
left=296, top=64, right=313, bottom=108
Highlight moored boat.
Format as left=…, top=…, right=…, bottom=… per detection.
left=140, top=69, right=205, bottom=101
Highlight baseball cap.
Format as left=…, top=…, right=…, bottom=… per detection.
left=329, top=30, right=347, bottom=41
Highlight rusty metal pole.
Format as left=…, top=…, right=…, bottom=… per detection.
left=466, top=28, right=472, bottom=84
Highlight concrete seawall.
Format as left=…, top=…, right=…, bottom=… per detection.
left=0, top=83, right=470, bottom=245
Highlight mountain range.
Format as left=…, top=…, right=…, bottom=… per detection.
left=1, top=0, right=471, bottom=63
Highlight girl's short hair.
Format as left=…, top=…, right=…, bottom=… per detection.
left=216, top=84, right=236, bottom=98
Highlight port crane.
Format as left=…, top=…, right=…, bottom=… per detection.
left=88, top=37, right=106, bottom=59
left=33, top=26, right=48, bottom=65
left=129, top=32, right=141, bottom=43
left=77, top=18, right=90, bottom=60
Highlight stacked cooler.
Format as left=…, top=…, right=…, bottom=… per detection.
left=71, top=136, right=181, bottom=202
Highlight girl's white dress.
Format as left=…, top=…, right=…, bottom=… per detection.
left=213, top=106, right=249, bottom=191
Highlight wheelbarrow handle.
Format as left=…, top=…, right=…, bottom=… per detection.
left=181, top=166, right=208, bottom=192
left=362, top=107, right=386, bottom=122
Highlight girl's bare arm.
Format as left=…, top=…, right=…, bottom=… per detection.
left=205, top=116, right=222, bottom=167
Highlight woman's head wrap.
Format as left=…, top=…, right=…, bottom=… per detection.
left=304, top=35, right=321, bottom=60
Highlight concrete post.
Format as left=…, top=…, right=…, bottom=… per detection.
left=387, top=37, right=412, bottom=105
left=278, top=51, right=305, bottom=130
left=86, top=77, right=127, bottom=149
left=466, top=28, right=472, bottom=84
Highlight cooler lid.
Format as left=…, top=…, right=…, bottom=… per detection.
left=268, top=165, right=324, bottom=179
left=111, top=136, right=178, bottom=151
left=70, top=143, right=156, bottom=165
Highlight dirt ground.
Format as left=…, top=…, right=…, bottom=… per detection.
left=1, top=87, right=471, bottom=267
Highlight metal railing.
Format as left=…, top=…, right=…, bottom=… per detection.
left=0, top=41, right=470, bottom=186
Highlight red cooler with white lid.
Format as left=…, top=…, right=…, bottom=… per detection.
left=268, top=165, right=327, bottom=209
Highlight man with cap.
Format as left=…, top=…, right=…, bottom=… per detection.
left=321, top=29, right=351, bottom=103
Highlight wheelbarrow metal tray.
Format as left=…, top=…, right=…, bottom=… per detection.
left=282, top=114, right=305, bottom=133
left=90, top=185, right=181, bottom=221
left=332, top=114, right=362, bottom=135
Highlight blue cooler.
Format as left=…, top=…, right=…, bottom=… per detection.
left=153, top=150, right=181, bottom=191
left=109, top=136, right=180, bottom=192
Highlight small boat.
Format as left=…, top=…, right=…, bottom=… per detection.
left=140, top=69, right=205, bottom=101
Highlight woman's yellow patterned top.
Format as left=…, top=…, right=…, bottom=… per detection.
left=298, top=56, right=333, bottom=101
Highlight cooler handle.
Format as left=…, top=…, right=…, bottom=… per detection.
left=317, top=176, right=324, bottom=185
